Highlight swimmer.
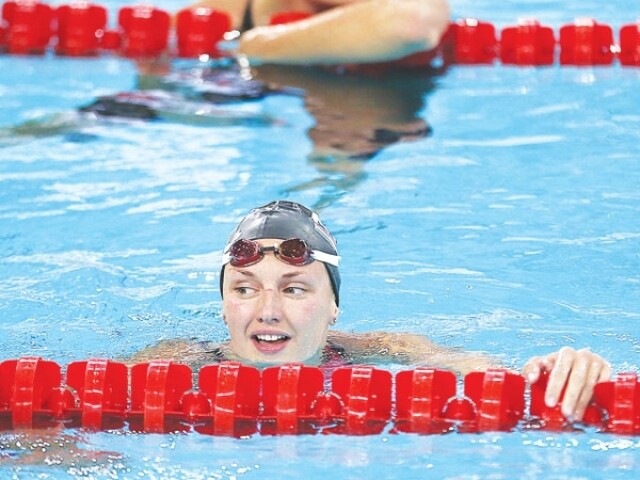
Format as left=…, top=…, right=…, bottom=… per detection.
left=130, top=200, right=612, bottom=422
left=188, top=0, right=450, bottom=65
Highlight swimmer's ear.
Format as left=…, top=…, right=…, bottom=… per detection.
left=331, top=304, right=339, bottom=324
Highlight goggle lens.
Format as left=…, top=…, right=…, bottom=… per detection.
left=278, top=238, right=310, bottom=265
left=229, top=239, right=261, bottom=266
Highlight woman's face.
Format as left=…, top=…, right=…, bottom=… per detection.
left=221, top=239, right=338, bottom=365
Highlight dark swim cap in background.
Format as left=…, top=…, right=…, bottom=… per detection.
left=220, top=201, right=341, bottom=305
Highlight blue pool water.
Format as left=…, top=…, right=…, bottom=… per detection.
left=1, top=0, right=640, bottom=478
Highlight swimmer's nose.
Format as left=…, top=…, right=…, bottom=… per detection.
left=257, top=289, right=282, bottom=324
left=258, top=316, right=280, bottom=324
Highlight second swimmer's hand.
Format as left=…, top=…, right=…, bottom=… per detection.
left=522, top=347, right=611, bottom=422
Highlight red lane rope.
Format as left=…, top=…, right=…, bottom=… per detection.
left=0, top=356, right=639, bottom=436
left=1, top=1, right=639, bottom=66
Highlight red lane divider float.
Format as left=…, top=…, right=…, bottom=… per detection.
left=446, top=18, right=498, bottom=64
left=176, top=6, right=231, bottom=58
left=117, top=5, right=170, bottom=58
left=56, top=2, right=107, bottom=56
left=620, top=22, right=640, bottom=66
left=500, top=19, right=556, bottom=66
left=1, top=0, right=54, bottom=54
left=1, top=356, right=639, bottom=436
left=65, top=358, right=128, bottom=430
left=0, top=1, right=639, bottom=66
left=559, top=18, right=615, bottom=65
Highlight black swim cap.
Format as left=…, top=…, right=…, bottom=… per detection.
left=220, top=201, right=341, bottom=305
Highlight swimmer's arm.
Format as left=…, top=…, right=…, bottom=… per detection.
left=327, top=331, right=500, bottom=375
left=124, top=339, right=191, bottom=364
left=123, top=339, right=226, bottom=367
left=238, top=0, right=450, bottom=65
left=331, top=332, right=612, bottom=422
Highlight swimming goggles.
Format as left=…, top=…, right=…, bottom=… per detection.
left=222, top=238, right=340, bottom=268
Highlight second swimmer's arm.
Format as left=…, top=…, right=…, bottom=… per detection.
left=328, top=331, right=500, bottom=375
left=239, top=0, right=450, bottom=65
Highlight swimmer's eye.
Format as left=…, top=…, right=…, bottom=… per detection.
left=283, top=286, right=307, bottom=295
left=234, top=286, right=256, bottom=296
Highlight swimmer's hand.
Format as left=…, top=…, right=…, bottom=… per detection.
left=522, top=347, right=611, bottom=422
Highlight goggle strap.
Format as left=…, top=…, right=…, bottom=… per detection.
left=310, top=250, right=341, bottom=267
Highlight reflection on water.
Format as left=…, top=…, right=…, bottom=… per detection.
left=252, top=64, right=437, bottom=209
left=6, top=428, right=638, bottom=479
left=0, top=430, right=123, bottom=473
left=2, top=58, right=438, bottom=210
left=127, top=59, right=440, bottom=209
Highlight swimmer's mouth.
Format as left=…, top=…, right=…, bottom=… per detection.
left=252, top=333, right=291, bottom=344
left=251, top=333, right=291, bottom=355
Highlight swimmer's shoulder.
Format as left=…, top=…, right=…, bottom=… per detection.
left=125, top=338, right=230, bottom=368
left=326, top=330, right=394, bottom=360
left=326, top=330, right=443, bottom=365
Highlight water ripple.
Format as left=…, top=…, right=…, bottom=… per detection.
left=503, top=232, right=640, bottom=245
left=444, top=135, right=564, bottom=147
